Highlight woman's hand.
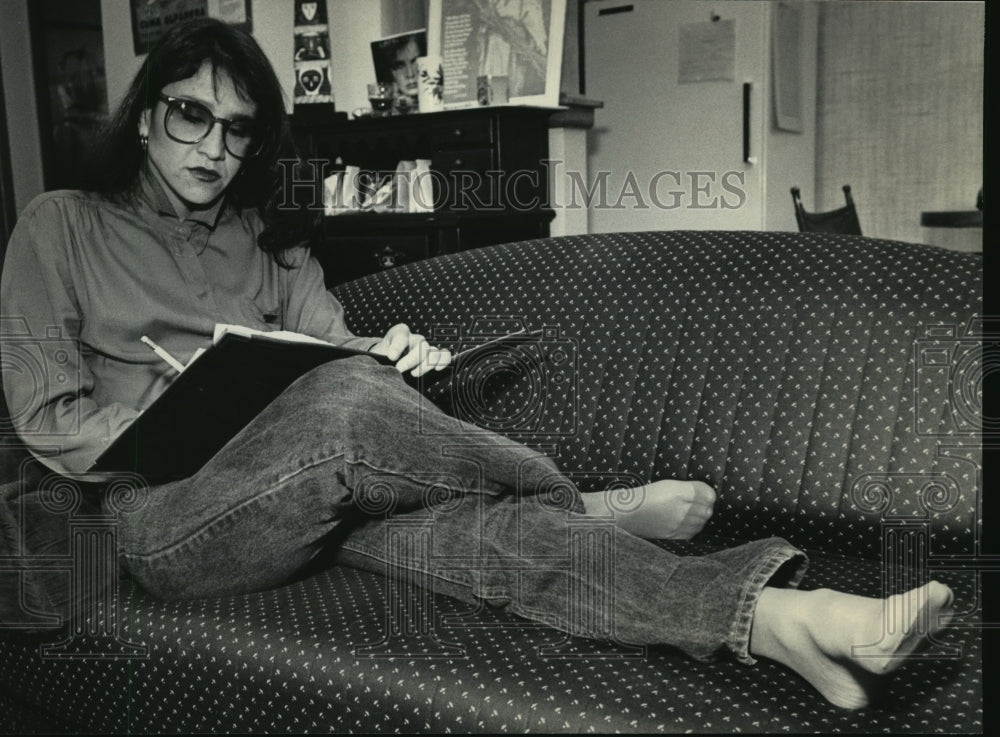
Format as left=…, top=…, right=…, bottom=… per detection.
left=370, top=323, right=452, bottom=377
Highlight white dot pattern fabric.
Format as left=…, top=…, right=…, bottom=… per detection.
left=339, top=231, right=982, bottom=558
left=0, top=231, right=983, bottom=733
left=0, top=551, right=981, bottom=732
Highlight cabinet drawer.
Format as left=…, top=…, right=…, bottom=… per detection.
left=431, top=117, right=493, bottom=147
left=431, top=148, right=494, bottom=174
left=315, top=235, right=432, bottom=285
left=431, top=149, right=497, bottom=209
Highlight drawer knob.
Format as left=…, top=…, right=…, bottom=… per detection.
left=375, top=246, right=403, bottom=269
left=454, top=158, right=463, bottom=166
left=453, top=128, right=463, bottom=137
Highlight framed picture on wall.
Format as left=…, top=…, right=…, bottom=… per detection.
left=129, top=0, right=253, bottom=55
left=772, top=1, right=803, bottom=132
left=428, top=0, right=565, bottom=109
left=28, top=0, right=109, bottom=191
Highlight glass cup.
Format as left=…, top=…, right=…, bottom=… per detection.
left=367, top=82, right=394, bottom=117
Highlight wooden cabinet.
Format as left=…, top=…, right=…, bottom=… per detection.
left=292, top=107, right=556, bottom=285
left=312, top=210, right=552, bottom=285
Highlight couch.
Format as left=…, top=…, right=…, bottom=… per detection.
left=0, top=230, right=984, bottom=733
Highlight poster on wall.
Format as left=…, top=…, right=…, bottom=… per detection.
left=293, top=0, right=336, bottom=107
left=427, top=0, right=565, bottom=109
left=129, top=0, right=252, bottom=55
left=30, top=3, right=109, bottom=191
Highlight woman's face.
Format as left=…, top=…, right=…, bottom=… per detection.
left=390, top=38, right=420, bottom=98
left=138, top=61, right=256, bottom=217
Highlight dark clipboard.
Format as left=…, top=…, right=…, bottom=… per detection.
left=89, top=333, right=393, bottom=485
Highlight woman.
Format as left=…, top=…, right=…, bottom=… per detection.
left=0, top=19, right=952, bottom=711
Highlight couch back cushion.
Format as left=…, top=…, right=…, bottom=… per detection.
left=332, top=231, right=982, bottom=558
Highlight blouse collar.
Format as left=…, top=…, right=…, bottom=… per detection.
left=138, top=163, right=228, bottom=230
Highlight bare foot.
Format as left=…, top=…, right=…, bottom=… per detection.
left=750, top=581, right=955, bottom=709
left=580, top=480, right=716, bottom=539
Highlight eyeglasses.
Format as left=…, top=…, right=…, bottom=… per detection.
left=157, top=94, right=262, bottom=159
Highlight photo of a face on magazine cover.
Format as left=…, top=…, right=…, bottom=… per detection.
left=370, top=29, right=427, bottom=115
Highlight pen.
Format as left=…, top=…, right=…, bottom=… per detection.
left=450, top=328, right=544, bottom=361
left=140, top=335, right=187, bottom=373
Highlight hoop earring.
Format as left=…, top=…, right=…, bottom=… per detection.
left=140, top=135, right=148, bottom=151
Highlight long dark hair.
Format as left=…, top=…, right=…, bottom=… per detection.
left=83, top=18, right=312, bottom=260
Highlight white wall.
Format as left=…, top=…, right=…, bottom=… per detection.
left=100, top=0, right=140, bottom=111
left=326, top=0, right=384, bottom=115
left=0, top=0, right=45, bottom=212
left=815, top=1, right=984, bottom=245
left=761, top=2, right=818, bottom=232
left=101, top=0, right=382, bottom=116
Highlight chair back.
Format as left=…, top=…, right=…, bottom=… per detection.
left=791, top=185, right=862, bottom=235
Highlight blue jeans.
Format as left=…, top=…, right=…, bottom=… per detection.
left=111, top=357, right=807, bottom=665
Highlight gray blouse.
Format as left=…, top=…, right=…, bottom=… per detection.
left=1, top=171, right=377, bottom=476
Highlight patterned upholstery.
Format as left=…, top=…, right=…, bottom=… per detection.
left=339, top=231, right=982, bottom=559
left=0, top=231, right=983, bottom=733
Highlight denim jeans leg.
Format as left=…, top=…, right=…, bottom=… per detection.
left=112, top=356, right=581, bottom=600
left=113, top=354, right=807, bottom=664
left=335, top=493, right=808, bottom=664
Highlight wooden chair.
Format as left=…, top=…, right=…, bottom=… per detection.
left=790, top=185, right=862, bottom=235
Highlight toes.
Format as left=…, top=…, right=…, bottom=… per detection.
left=922, top=581, right=955, bottom=635
left=598, top=480, right=718, bottom=539
left=852, top=581, right=956, bottom=674
left=690, top=481, right=716, bottom=518
left=933, top=581, right=954, bottom=612
left=691, top=480, right=717, bottom=502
